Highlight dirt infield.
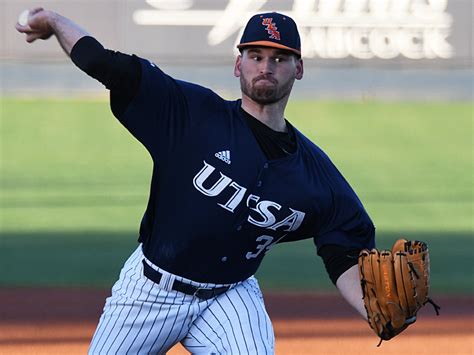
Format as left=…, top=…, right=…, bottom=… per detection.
left=0, top=288, right=472, bottom=354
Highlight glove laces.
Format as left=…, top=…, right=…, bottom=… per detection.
left=426, top=298, right=441, bottom=316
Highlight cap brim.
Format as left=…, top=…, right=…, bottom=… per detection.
left=237, top=41, right=301, bottom=56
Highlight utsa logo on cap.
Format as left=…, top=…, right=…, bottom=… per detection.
left=237, top=12, right=301, bottom=57
left=262, top=18, right=280, bottom=40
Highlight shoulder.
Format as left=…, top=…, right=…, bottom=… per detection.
left=293, top=127, right=333, bottom=164
left=293, top=127, right=352, bottom=186
left=138, top=57, right=229, bottom=107
left=176, top=79, right=225, bottom=106
left=137, top=58, right=215, bottom=96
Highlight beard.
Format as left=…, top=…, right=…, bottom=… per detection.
left=240, top=73, right=295, bottom=105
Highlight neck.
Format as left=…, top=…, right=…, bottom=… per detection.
left=240, top=94, right=290, bottom=132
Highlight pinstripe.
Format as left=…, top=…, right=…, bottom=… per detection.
left=90, top=277, right=128, bottom=353
left=91, top=252, right=141, bottom=351
left=91, top=245, right=274, bottom=355
left=235, top=287, right=258, bottom=352
left=265, top=300, right=273, bottom=347
left=243, top=286, right=266, bottom=351
left=188, top=328, right=218, bottom=353
left=247, top=279, right=274, bottom=352
left=184, top=344, right=206, bottom=349
left=245, top=286, right=273, bottom=354
left=137, top=287, right=170, bottom=354
left=155, top=294, right=187, bottom=354
left=208, top=307, right=233, bottom=353
left=90, top=250, right=141, bottom=354
left=126, top=285, right=164, bottom=353
left=105, top=271, right=144, bottom=354
left=182, top=325, right=204, bottom=350
left=215, top=297, right=242, bottom=354
left=178, top=299, right=204, bottom=352
left=224, top=292, right=250, bottom=353
left=198, top=312, right=228, bottom=353
left=89, top=299, right=118, bottom=353
left=102, top=262, right=141, bottom=354
left=172, top=293, right=193, bottom=346
left=266, top=315, right=273, bottom=346
left=90, top=304, right=116, bottom=353
left=245, top=279, right=272, bottom=346
left=150, top=290, right=181, bottom=353
left=182, top=281, right=274, bottom=354
left=263, top=300, right=269, bottom=343
left=115, top=279, right=154, bottom=353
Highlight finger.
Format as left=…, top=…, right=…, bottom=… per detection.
left=26, top=32, right=43, bottom=43
left=29, top=7, right=44, bottom=16
left=15, top=22, right=33, bottom=33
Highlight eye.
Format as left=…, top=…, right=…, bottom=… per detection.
left=274, top=57, right=286, bottom=63
left=252, top=55, right=262, bottom=61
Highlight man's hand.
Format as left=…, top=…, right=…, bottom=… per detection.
left=15, top=8, right=55, bottom=43
left=15, top=7, right=90, bottom=56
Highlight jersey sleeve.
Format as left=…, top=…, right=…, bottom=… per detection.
left=312, top=150, right=376, bottom=252
left=70, top=36, right=141, bottom=117
left=314, top=202, right=375, bottom=251
left=314, top=190, right=374, bottom=284
left=317, top=244, right=360, bottom=285
left=114, top=57, right=195, bottom=158
left=72, top=38, right=207, bottom=159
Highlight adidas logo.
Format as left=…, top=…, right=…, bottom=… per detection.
left=215, top=150, right=231, bottom=165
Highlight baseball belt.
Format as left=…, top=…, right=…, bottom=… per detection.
left=142, top=260, right=230, bottom=300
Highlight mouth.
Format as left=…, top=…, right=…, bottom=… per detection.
left=253, top=75, right=277, bottom=85
left=255, top=79, right=276, bottom=86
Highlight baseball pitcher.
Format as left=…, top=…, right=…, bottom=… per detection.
left=16, top=7, right=438, bottom=354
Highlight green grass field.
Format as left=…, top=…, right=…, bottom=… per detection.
left=0, top=98, right=472, bottom=293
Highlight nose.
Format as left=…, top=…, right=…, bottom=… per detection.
left=259, top=58, right=274, bottom=75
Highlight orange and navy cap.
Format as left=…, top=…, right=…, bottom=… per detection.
left=237, top=12, right=301, bottom=57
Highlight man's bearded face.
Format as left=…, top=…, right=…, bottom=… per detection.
left=239, top=71, right=295, bottom=105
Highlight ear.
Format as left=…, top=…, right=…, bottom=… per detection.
left=295, top=58, right=304, bottom=80
left=234, top=55, right=242, bottom=78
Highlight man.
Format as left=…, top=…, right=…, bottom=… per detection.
left=17, top=8, right=375, bottom=354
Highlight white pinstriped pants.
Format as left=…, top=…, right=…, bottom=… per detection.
left=88, top=245, right=275, bottom=354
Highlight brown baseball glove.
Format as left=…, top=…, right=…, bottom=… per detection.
left=358, top=239, right=440, bottom=345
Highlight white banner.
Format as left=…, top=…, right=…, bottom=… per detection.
left=133, top=0, right=454, bottom=59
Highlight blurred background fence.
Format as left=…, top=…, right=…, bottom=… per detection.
left=1, top=0, right=472, bottom=99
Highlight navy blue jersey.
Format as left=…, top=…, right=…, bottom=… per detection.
left=115, top=58, right=375, bottom=284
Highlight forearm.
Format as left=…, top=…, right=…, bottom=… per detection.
left=336, top=264, right=367, bottom=320
left=17, top=8, right=140, bottom=116
left=48, top=12, right=90, bottom=56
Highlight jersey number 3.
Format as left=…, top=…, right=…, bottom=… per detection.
left=245, top=233, right=288, bottom=259
left=245, top=235, right=274, bottom=259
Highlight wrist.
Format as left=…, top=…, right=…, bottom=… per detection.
left=45, top=11, right=60, bottom=33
